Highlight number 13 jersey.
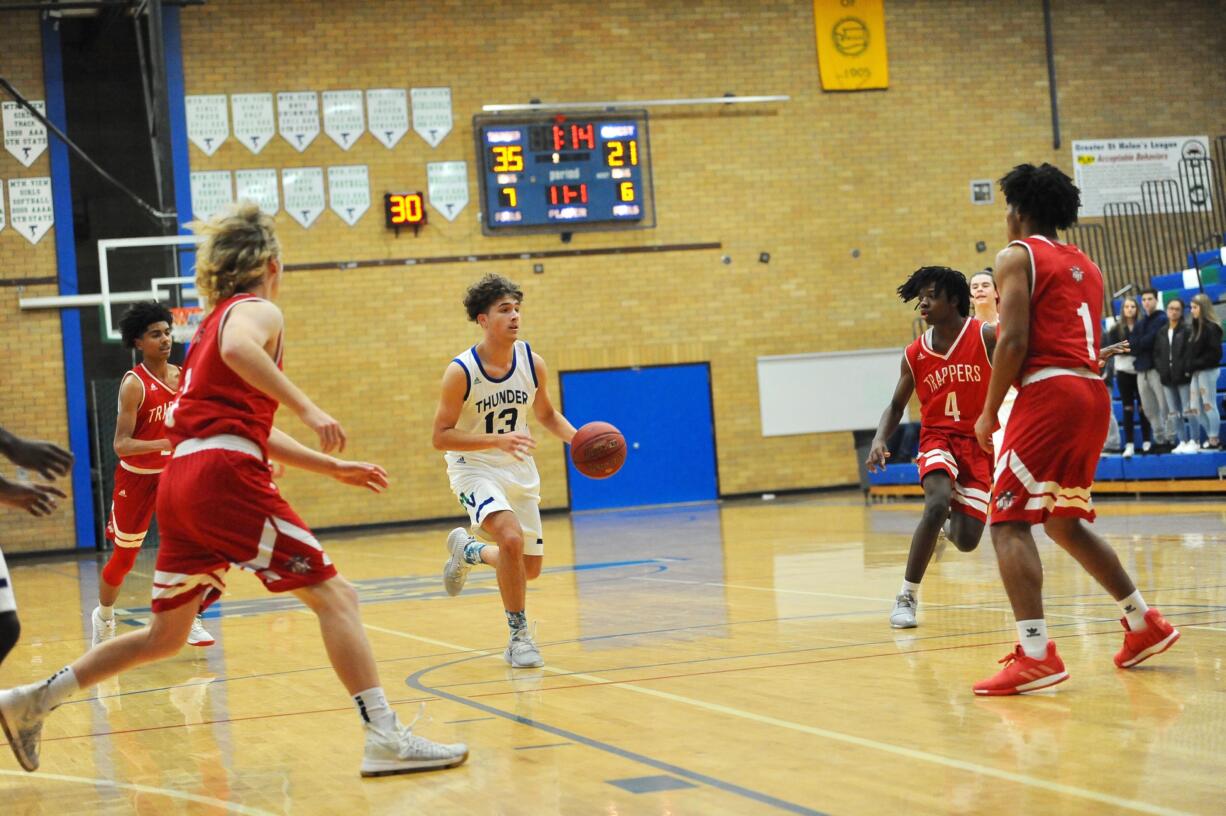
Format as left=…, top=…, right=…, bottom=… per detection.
left=904, top=317, right=992, bottom=437
left=445, top=340, right=538, bottom=468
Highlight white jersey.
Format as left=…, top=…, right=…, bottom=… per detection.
left=444, top=340, right=538, bottom=469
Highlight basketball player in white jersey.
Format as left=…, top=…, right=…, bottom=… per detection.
left=432, top=274, right=577, bottom=669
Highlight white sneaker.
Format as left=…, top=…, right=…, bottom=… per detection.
left=186, top=615, right=215, bottom=647
left=1142, top=441, right=1152, bottom=453
left=443, top=527, right=474, bottom=597
left=0, top=683, right=50, bottom=772
left=1173, top=440, right=1195, bottom=454
left=890, top=592, right=918, bottom=629
left=91, top=606, right=116, bottom=648
left=360, top=720, right=468, bottom=777
left=505, top=629, right=545, bottom=668
left=1122, top=442, right=1134, bottom=458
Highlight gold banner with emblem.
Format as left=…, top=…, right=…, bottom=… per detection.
left=813, top=0, right=889, bottom=91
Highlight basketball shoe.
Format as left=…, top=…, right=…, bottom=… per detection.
left=443, top=527, right=474, bottom=596
left=506, top=628, right=544, bottom=668
left=1114, top=608, right=1180, bottom=668
left=91, top=606, right=116, bottom=647
left=187, top=615, right=214, bottom=647
left=890, top=591, right=918, bottom=629
left=360, top=719, right=468, bottom=777
left=0, top=682, right=50, bottom=771
left=973, top=641, right=1068, bottom=696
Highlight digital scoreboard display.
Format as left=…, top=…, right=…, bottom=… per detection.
left=473, top=110, right=655, bottom=236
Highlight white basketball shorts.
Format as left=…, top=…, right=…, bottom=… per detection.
left=447, top=457, right=544, bottom=556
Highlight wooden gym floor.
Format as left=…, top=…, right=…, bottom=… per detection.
left=1, top=492, right=1222, bottom=815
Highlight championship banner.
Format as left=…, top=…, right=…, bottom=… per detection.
left=813, top=0, right=889, bottom=91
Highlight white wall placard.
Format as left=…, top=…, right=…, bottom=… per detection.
left=327, top=165, right=370, bottom=226
left=276, top=91, right=320, bottom=152
left=190, top=170, right=233, bottom=220
left=366, top=88, right=409, bottom=149
left=7, top=177, right=53, bottom=244
left=0, top=178, right=6, bottom=233
left=282, top=167, right=325, bottom=228
left=427, top=161, right=468, bottom=221
left=231, top=93, right=275, bottom=154
left=757, top=348, right=907, bottom=435
left=322, top=90, right=365, bottom=150
left=184, top=94, right=229, bottom=156
left=1073, top=136, right=1212, bottom=217
left=235, top=168, right=279, bottom=215
left=411, top=87, right=452, bottom=147
left=2, top=100, right=48, bottom=167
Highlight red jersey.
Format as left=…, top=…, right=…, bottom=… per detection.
left=165, top=293, right=281, bottom=457
left=904, top=317, right=992, bottom=436
left=117, top=363, right=178, bottom=473
left=1012, top=235, right=1104, bottom=377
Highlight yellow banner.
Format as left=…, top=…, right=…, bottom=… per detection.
left=813, top=0, right=889, bottom=91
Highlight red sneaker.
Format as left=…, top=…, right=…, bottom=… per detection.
left=973, top=642, right=1068, bottom=696
left=1114, top=608, right=1179, bottom=668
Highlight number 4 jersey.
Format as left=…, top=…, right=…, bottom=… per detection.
left=904, top=317, right=992, bottom=437
left=444, top=340, right=538, bottom=468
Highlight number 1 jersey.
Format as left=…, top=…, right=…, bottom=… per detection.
left=904, top=317, right=992, bottom=437
left=444, top=340, right=538, bottom=468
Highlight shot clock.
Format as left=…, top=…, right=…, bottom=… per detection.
left=472, top=110, right=655, bottom=236
left=384, top=192, right=426, bottom=232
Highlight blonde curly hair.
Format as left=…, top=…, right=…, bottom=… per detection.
left=189, top=201, right=280, bottom=308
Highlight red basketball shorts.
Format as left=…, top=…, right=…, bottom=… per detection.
left=106, top=466, right=160, bottom=548
left=916, top=429, right=992, bottom=521
left=151, top=435, right=337, bottom=613
left=991, top=373, right=1110, bottom=525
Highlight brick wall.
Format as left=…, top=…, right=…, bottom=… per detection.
left=0, top=13, right=76, bottom=552
left=2, top=0, right=1223, bottom=548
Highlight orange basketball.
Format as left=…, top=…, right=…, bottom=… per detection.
left=570, top=421, right=626, bottom=479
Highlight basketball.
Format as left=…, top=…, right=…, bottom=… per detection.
left=570, top=421, right=626, bottom=479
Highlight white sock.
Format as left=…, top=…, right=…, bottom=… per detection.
left=1117, top=590, right=1149, bottom=630
left=900, top=580, right=920, bottom=596
left=97, top=604, right=114, bottom=621
left=39, top=667, right=80, bottom=711
left=353, top=686, right=396, bottom=731
left=1016, top=619, right=1049, bottom=659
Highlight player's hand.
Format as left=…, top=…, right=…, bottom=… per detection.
left=300, top=404, right=346, bottom=453
left=493, top=431, right=536, bottom=461
left=331, top=461, right=389, bottom=493
left=865, top=440, right=890, bottom=473
left=1099, top=340, right=1129, bottom=367
left=974, top=411, right=995, bottom=454
left=0, top=477, right=67, bottom=517
left=5, top=437, right=72, bottom=480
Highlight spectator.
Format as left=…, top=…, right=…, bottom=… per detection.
left=1184, top=293, right=1222, bottom=450
left=1132, top=288, right=1174, bottom=452
left=1110, top=296, right=1152, bottom=457
left=1153, top=298, right=1195, bottom=453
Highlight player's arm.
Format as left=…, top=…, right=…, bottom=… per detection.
left=867, top=357, right=915, bottom=472
left=219, top=299, right=345, bottom=453
left=113, top=374, right=172, bottom=457
left=981, top=321, right=998, bottom=361
left=431, top=363, right=536, bottom=460
left=266, top=427, right=387, bottom=493
left=0, top=426, right=72, bottom=479
left=530, top=353, right=577, bottom=444
left=975, top=245, right=1030, bottom=452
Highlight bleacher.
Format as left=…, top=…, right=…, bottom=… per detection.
left=869, top=239, right=1226, bottom=497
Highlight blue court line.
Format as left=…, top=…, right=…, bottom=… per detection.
left=514, top=742, right=572, bottom=751
left=406, top=657, right=830, bottom=816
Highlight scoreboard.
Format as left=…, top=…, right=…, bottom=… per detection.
left=473, top=110, right=655, bottom=236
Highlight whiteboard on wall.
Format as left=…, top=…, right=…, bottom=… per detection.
left=757, top=348, right=908, bottom=436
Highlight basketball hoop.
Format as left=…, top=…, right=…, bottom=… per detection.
left=170, top=305, right=204, bottom=344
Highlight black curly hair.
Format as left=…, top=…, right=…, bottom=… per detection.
left=463, top=274, right=523, bottom=322
left=118, top=301, right=173, bottom=349
left=897, top=266, right=970, bottom=317
left=999, top=163, right=1081, bottom=232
